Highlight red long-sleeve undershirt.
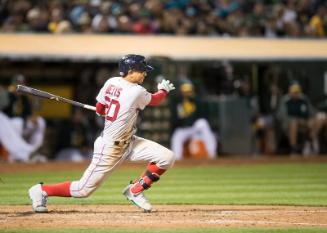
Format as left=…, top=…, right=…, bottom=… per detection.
left=148, top=90, right=167, bottom=106
left=95, top=89, right=167, bottom=115
left=96, top=102, right=106, bottom=115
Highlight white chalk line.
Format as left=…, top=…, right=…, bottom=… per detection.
left=206, top=219, right=327, bottom=226
left=217, top=210, right=327, bottom=214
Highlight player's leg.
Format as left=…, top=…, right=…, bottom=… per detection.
left=310, top=112, right=327, bottom=154
left=192, top=118, right=217, bottom=158
left=10, top=117, right=24, bottom=136
left=0, top=112, right=35, bottom=161
left=48, top=137, right=128, bottom=197
left=25, top=116, right=46, bottom=149
left=288, top=118, right=299, bottom=154
left=129, top=136, right=175, bottom=191
left=171, top=127, right=194, bottom=160
left=29, top=137, right=129, bottom=212
left=123, top=136, right=175, bottom=212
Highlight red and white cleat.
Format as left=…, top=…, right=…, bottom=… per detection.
left=122, top=184, right=152, bottom=213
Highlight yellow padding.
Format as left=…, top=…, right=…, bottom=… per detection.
left=33, top=85, right=73, bottom=118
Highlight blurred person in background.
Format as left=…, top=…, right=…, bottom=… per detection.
left=91, top=1, right=117, bottom=33
left=0, top=0, right=31, bottom=32
left=0, top=85, right=10, bottom=161
left=0, top=84, right=44, bottom=162
left=0, top=0, right=326, bottom=37
left=3, top=74, right=32, bottom=121
left=251, top=66, right=284, bottom=155
left=276, top=83, right=317, bottom=156
left=260, top=83, right=282, bottom=154
left=311, top=96, right=327, bottom=154
left=26, top=6, right=49, bottom=32
left=0, top=85, right=9, bottom=116
left=308, top=5, right=326, bottom=37
left=47, top=1, right=72, bottom=34
left=170, top=82, right=217, bottom=160
left=235, top=78, right=275, bottom=155
left=47, top=3, right=64, bottom=33
left=3, top=74, right=46, bottom=155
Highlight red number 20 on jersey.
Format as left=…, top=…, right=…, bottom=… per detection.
left=105, top=96, right=120, bottom=122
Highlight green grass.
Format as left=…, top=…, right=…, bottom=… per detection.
left=1, top=228, right=327, bottom=233
left=0, top=163, right=327, bottom=206
left=1, top=163, right=327, bottom=232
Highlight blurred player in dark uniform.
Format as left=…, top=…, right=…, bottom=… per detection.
left=2, top=74, right=46, bottom=161
left=170, top=82, right=217, bottom=159
left=277, top=83, right=316, bottom=155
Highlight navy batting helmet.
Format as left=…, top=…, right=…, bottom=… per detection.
left=119, top=54, right=154, bottom=76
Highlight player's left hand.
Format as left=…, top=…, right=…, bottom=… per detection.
left=157, top=79, right=175, bottom=93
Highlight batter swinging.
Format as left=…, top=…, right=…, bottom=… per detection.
left=28, top=54, right=176, bottom=213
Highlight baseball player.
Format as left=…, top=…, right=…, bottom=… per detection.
left=28, top=54, right=175, bottom=213
left=0, top=85, right=43, bottom=162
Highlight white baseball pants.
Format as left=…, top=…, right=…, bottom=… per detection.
left=171, top=118, right=217, bottom=160
left=10, top=116, right=46, bottom=149
left=70, top=135, right=175, bottom=198
left=0, top=112, right=36, bottom=161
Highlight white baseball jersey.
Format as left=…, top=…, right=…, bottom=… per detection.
left=96, top=77, right=151, bottom=142
left=70, top=76, right=175, bottom=198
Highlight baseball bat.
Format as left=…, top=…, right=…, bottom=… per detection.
left=16, top=85, right=96, bottom=112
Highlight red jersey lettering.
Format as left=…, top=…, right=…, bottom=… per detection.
left=106, top=84, right=122, bottom=98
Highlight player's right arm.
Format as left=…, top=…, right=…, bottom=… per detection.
left=148, top=90, right=167, bottom=106
left=136, top=79, right=175, bottom=109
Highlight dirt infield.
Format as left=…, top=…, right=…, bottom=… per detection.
left=1, top=205, right=327, bottom=229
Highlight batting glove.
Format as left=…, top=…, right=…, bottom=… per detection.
left=157, top=79, right=175, bottom=93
